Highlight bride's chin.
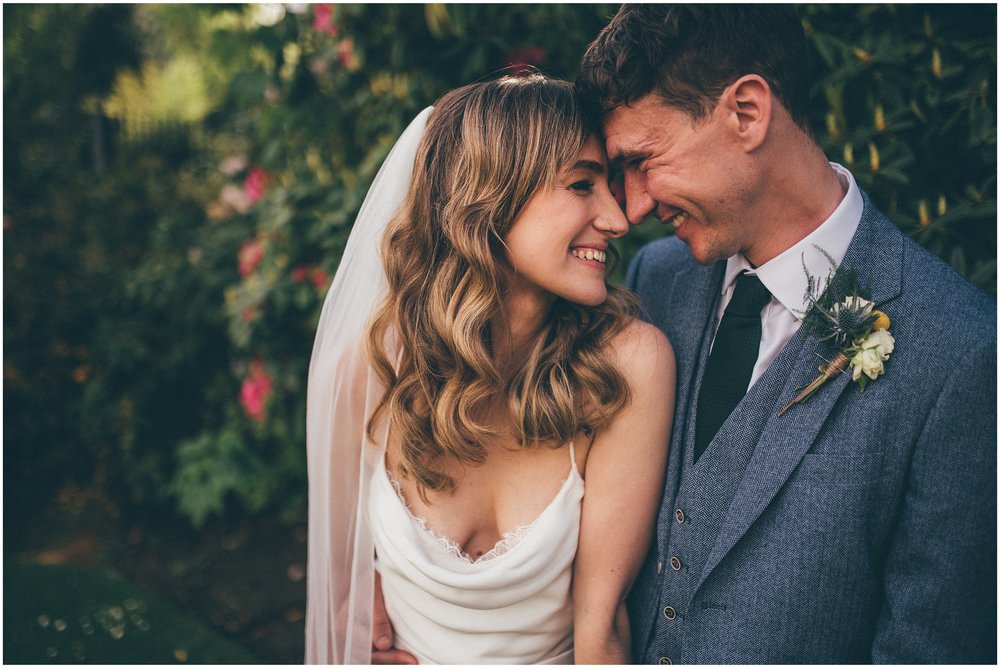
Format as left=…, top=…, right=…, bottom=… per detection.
left=567, top=289, right=608, bottom=308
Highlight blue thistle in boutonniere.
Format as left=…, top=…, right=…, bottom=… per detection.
left=778, top=251, right=895, bottom=416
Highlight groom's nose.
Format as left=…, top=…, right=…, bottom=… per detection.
left=624, top=171, right=655, bottom=225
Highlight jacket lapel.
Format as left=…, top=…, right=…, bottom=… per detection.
left=665, top=261, right=725, bottom=388
left=695, top=194, right=905, bottom=590
left=663, top=260, right=725, bottom=455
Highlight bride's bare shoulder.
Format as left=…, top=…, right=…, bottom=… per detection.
left=606, top=319, right=675, bottom=383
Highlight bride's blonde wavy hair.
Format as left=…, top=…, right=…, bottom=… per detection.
left=366, top=74, right=638, bottom=498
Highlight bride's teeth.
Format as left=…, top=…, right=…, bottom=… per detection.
left=571, top=249, right=606, bottom=263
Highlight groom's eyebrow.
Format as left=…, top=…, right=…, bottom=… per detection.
left=609, top=151, right=644, bottom=170
left=572, top=159, right=605, bottom=175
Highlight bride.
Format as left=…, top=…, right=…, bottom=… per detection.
left=306, top=74, right=674, bottom=664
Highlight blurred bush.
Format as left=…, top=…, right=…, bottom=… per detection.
left=805, top=4, right=996, bottom=289
left=4, top=4, right=995, bottom=530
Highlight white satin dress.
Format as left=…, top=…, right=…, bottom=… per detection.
left=369, top=443, right=584, bottom=665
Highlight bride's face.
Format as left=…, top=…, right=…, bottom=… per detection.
left=503, top=135, right=627, bottom=311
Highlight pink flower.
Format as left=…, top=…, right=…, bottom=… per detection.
left=309, top=56, right=330, bottom=77
left=505, top=46, right=546, bottom=75
left=219, top=184, right=251, bottom=215
left=313, top=4, right=338, bottom=35
left=291, top=266, right=310, bottom=283
left=244, top=166, right=270, bottom=206
left=219, top=155, right=249, bottom=176
left=337, top=38, right=357, bottom=71
left=238, top=239, right=265, bottom=277
left=310, top=268, right=329, bottom=292
left=241, top=306, right=260, bottom=322
left=240, top=359, right=273, bottom=422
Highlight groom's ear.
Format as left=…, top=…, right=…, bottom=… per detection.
left=720, top=74, right=771, bottom=152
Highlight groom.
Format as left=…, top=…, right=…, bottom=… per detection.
left=573, top=4, right=996, bottom=664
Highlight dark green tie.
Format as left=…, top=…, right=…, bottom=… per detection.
left=694, top=272, right=772, bottom=462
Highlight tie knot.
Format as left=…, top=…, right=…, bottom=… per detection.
left=726, top=273, right=771, bottom=317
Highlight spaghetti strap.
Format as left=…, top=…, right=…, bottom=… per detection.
left=568, top=441, right=577, bottom=472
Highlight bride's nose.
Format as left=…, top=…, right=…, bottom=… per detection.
left=595, top=186, right=628, bottom=238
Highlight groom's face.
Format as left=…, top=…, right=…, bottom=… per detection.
left=604, top=94, right=758, bottom=265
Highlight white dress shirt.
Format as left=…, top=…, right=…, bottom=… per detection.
left=712, top=162, right=863, bottom=388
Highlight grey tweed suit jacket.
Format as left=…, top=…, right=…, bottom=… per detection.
left=624, top=192, right=996, bottom=664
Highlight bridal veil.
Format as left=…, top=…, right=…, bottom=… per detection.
left=305, top=107, right=433, bottom=664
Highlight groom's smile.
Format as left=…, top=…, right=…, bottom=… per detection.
left=662, top=209, right=688, bottom=230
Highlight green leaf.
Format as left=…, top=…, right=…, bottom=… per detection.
left=969, top=259, right=997, bottom=289
left=950, top=246, right=968, bottom=276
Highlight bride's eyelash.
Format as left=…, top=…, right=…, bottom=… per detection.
left=569, top=180, right=595, bottom=193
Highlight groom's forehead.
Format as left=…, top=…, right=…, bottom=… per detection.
left=602, top=107, right=668, bottom=164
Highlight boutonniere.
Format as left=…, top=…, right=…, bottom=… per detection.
left=778, top=253, right=895, bottom=416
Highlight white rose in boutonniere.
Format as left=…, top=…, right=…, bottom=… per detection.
left=851, top=348, right=884, bottom=381
left=861, top=327, right=894, bottom=354
left=851, top=347, right=884, bottom=381
left=850, top=321, right=894, bottom=382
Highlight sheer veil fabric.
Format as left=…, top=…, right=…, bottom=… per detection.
left=305, top=107, right=433, bottom=665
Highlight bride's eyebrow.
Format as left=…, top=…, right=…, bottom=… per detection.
left=569, top=159, right=605, bottom=175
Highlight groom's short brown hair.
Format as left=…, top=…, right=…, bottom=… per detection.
left=576, top=5, right=812, bottom=132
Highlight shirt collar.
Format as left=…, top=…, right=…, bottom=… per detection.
left=723, top=162, right=863, bottom=320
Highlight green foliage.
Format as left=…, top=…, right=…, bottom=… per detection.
left=5, top=4, right=147, bottom=512
left=4, top=5, right=995, bottom=530
left=804, top=4, right=996, bottom=291
left=171, top=429, right=266, bottom=528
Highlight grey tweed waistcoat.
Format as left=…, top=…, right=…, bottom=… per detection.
left=638, top=269, right=810, bottom=663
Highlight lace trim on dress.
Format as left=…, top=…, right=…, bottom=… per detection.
left=385, top=471, right=536, bottom=564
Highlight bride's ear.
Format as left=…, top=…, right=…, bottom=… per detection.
left=720, top=74, right=771, bottom=152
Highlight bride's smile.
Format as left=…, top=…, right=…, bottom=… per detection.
left=502, top=134, right=627, bottom=311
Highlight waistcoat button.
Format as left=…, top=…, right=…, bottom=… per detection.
left=659, top=657, right=672, bottom=664
left=663, top=605, right=677, bottom=621
left=675, top=508, right=685, bottom=523
left=669, top=556, right=682, bottom=571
